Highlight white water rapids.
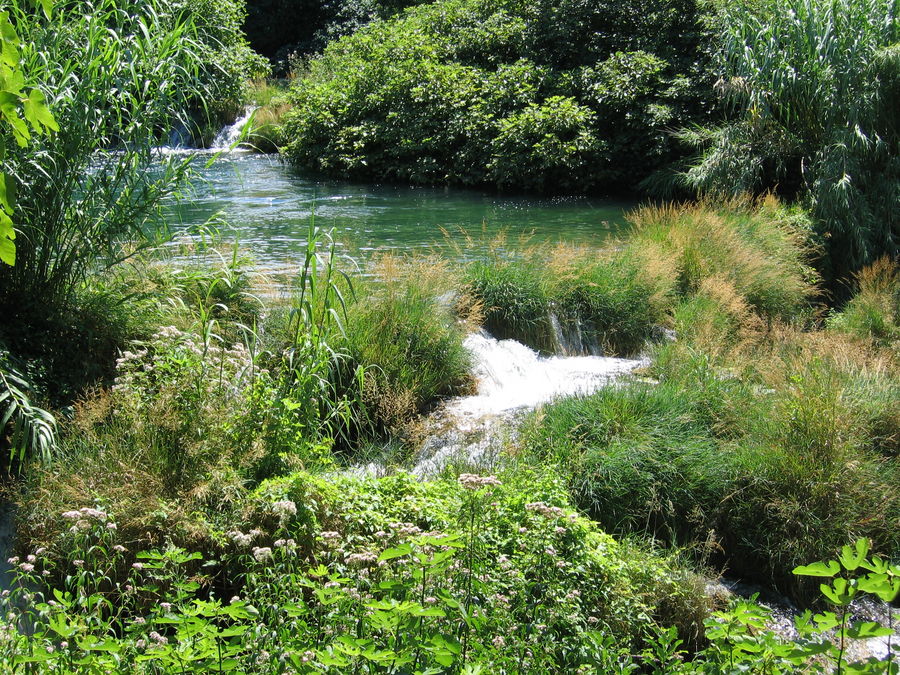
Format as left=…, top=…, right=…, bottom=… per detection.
left=411, top=331, right=644, bottom=476
left=210, top=107, right=257, bottom=150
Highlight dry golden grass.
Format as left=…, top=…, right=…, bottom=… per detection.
left=368, top=252, right=462, bottom=300
left=625, top=196, right=819, bottom=320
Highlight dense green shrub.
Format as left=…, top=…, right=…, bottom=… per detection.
left=489, top=96, right=602, bottom=192
left=283, top=0, right=716, bottom=192
left=676, top=0, right=899, bottom=287
left=243, top=0, right=425, bottom=64
left=12, top=466, right=713, bottom=671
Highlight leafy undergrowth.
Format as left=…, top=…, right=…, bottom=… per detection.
left=523, top=254, right=899, bottom=601
left=4, top=486, right=898, bottom=672
left=5, top=470, right=715, bottom=672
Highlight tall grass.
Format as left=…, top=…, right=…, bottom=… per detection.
left=464, top=198, right=817, bottom=359
left=245, top=79, right=291, bottom=152
left=828, top=256, right=900, bottom=345
left=0, top=0, right=224, bottom=413
left=519, top=229, right=896, bottom=600
left=467, top=255, right=554, bottom=351
left=336, top=255, right=472, bottom=435
left=524, top=365, right=900, bottom=599
left=676, top=0, right=899, bottom=287
left=624, top=196, right=819, bottom=320
left=466, top=242, right=666, bottom=356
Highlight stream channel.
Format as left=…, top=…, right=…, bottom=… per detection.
left=163, top=129, right=897, bottom=660
left=3, top=119, right=896, bottom=660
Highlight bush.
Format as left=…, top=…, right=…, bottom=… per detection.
left=283, top=0, right=716, bottom=192
left=489, top=96, right=603, bottom=192
left=677, top=0, right=900, bottom=288
left=11, top=467, right=713, bottom=671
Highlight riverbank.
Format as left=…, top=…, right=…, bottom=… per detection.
left=2, top=196, right=897, bottom=672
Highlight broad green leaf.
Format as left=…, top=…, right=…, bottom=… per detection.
left=0, top=13, right=18, bottom=47
left=838, top=539, right=869, bottom=571
left=0, top=224, right=14, bottom=266
left=793, top=560, right=840, bottom=577
left=24, top=89, right=58, bottom=133
left=812, top=611, right=841, bottom=631
left=846, top=621, right=893, bottom=639
left=379, top=543, right=412, bottom=561
left=433, top=651, right=455, bottom=667
left=819, top=577, right=856, bottom=605
left=317, top=651, right=349, bottom=667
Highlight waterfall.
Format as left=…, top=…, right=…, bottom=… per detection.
left=210, top=107, right=257, bottom=150
left=412, top=331, right=643, bottom=475
left=548, top=311, right=603, bottom=356
left=453, top=331, right=640, bottom=415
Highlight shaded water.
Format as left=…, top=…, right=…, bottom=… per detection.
left=166, top=154, right=632, bottom=275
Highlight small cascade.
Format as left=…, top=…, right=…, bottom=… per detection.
left=548, top=311, right=602, bottom=356
left=413, top=331, right=643, bottom=475
left=210, top=107, right=257, bottom=150
left=453, top=331, right=640, bottom=415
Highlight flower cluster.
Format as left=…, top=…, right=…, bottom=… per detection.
left=252, top=547, right=273, bottom=563
left=457, top=474, right=502, bottom=490
left=62, top=507, right=108, bottom=522
left=389, top=522, right=421, bottom=538
left=228, top=529, right=263, bottom=549
left=344, top=551, right=378, bottom=567
left=272, top=500, right=297, bottom=525
left=525, top=501, right=565, bottom=518
left=112, top=325, right=258, bottom=402
left=320, top=531, right=341, bottom=543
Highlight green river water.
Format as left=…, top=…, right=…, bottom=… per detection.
left=167, top=153, right=633, bottom=274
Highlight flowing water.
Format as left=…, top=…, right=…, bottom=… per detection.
left=165, top=154, right=632, bottom=276
left=412, top=331, right=645, bottom=476
left=210, top=107, right=259, bottom=150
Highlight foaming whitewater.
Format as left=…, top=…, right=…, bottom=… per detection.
left=413, top=331, right=643, bottom=476
left=210, top=107, right=257, bottom=150
left=451, top=331, right=641, bottom=416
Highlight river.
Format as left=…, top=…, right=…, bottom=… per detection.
left=165, top=152, right=632, bottom=274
